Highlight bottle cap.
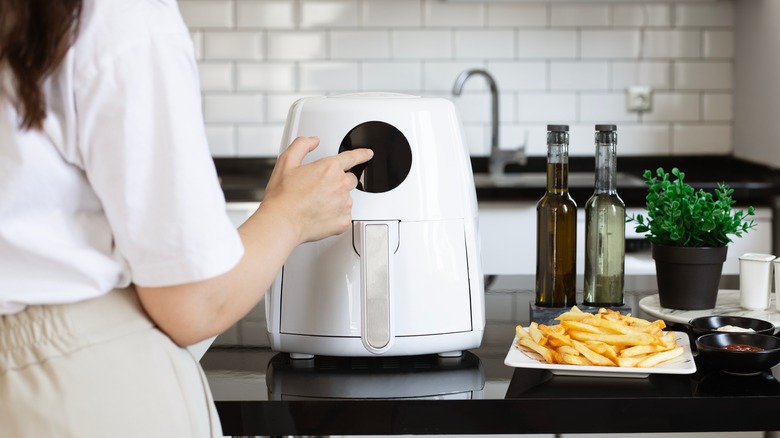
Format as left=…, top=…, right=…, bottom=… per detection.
left=547, top=124, right=569, bottom=132
left=595, top=124, right=617, bottom=131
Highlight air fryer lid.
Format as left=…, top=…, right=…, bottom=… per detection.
left=339, top=121, right=412, bottom=194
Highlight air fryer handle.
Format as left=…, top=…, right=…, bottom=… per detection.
left=353, top=220, right=398, bottom=354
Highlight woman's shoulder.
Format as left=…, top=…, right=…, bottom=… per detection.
left=74, top=0, right=192, bottom=72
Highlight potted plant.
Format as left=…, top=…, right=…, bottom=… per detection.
left=629, top=167, right=756, bottom=310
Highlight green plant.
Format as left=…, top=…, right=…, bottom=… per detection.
left=629, top=167, right=756, bottom=247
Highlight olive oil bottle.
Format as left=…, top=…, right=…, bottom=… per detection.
left=535, top=125, right=577, bottom=307
left=583, top=124, right=626, bottom=307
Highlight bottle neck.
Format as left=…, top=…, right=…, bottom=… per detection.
left=594, top=130, right=617, bottom=194
left=546, top=131, right=569, bottom=193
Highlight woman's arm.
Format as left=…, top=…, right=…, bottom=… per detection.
left=135, top=136, right=373, bottom=347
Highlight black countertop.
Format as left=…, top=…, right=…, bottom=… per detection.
left=215, top=155, right=780, bottom=207
left=201, top=274, right=780, bottom=436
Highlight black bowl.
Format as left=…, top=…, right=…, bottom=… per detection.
left=688, top=315, right=775, bottom=338
left=696, top=333, right=780, bottom=375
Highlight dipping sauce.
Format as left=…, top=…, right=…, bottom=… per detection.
left=717, top=325, right=756, bottom=333
left=724, top=343, right=764, bottom=352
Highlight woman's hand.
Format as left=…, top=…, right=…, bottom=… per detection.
left=136, top=136, right=372, bottom=347
left=261, top=136, right=373, bottom=244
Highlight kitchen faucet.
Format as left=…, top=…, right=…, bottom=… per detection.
left=452, top=69, right=526, bottom=176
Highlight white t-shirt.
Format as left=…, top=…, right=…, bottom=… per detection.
left=0, top=0, right=244, bottom=314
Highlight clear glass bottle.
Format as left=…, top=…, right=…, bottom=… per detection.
left=583, top=124, right=626, bottom=307
left=535, top=125, right=577, bottom=307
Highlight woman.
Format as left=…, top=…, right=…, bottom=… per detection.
left=0, top=0, right=372, bottom=436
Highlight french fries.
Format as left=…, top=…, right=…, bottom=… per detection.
left=514, top=306, right=684, bottom=368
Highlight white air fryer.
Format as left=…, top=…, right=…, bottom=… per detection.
left=266, top=93, right=484, bottom=358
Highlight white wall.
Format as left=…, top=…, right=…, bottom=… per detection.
left=734, top=0, right=780, bottom=169
left=178, top=0, right=737, bottom=159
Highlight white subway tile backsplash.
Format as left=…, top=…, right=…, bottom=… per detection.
left=642, top=93, right=700, bottom=122
left=204, top=31, right=264, bottom=60
left=453, top=93, right=496, bottom=124
left=455, top=30, right=514, bottom=60
left=498, top=125, right=528, bottom=153
left=267, top=93, right=315, bottom=124
left=424, top=1, right=485, bottom=27
left=331, top=31, right=390, bottom=60
left=237, top=63, right=297, bottom=91
left=204, top=94, right=265, bottom=123
left=616, top=124, right=672, bottom=156
left=642, top=30, right=701, bottom=59
left=517, top=30, right=576, bottom=59
left=517, top=93, right=577, bottom=123
left=392, top=30, right=453, bottom=59
left=198, top=62, right=234, bottom=91
left=487, top=61, right=546, bottom=92
left=267, top=31, right=327, bottom=60
left=178, top=0, right=233, bottom=28
left=184, top=0, right=736, bottom=158
left=550, top=62, right=609, bottom=91
left=238, top=125, right=285, bottom=156
left=424, top=62, right=485, bottom=91
left=299, top=62, right=359, bottom=92
left=675, top=2, right=734, bottom=27
left=524, top=125, right=552, bottom=156
left=236, top=0, right=296, bottom=29
left=612, top=5, right=671, bottom=27
left=675, top=61, right=732, bottom=90
left=205, top=124, right=236, bottom=156
left=487, top=5, right=546, bottom=27
left=703, top=93, right=733, bottom=122
left=611, top=61, right=671, bottom=90
left=362, top=0, right=422, bottom=27
left=551, top=5, right=609, bottom=27
left=500, top=92, right=517, bottom=123
left=300, top=0, right=359, bottom=29
left=452, top=92, right=515, bottom=125
left=568, top=124, right=601, bottom=156
left=672, top=124, right=732, bottom=155
left=461, top=124, right=489, bottom=156
left=703, top=30, right=734, bottom=59
left=581, top=31, right=640, bottom=59
left=579, top=93, right=639, bottom=123
left=362, top=62, right=422, bottom=91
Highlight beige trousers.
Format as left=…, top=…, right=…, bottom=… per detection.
left=0, top=287, right=222, bottom=437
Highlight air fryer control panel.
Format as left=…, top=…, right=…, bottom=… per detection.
left=339, top=121, right=412, bottom=193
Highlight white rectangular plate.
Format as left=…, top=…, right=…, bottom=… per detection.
left=504, top=330, right=696, bottom=378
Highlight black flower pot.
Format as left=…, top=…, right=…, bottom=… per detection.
left=651, top=244, right=728, bottom=310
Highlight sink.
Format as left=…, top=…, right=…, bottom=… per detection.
left=473, top=172, right=646, bottom=189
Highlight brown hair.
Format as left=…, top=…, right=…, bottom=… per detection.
left=0, top=0, right=83, bottom=130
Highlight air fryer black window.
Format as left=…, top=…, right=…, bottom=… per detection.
left=339, top=121, right=412, bottom=193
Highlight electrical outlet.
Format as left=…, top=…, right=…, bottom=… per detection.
left=626, top=86, right=652, bottom=112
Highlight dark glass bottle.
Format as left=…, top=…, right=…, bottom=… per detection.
left=583, top=124, right=626, bottom=307
left=535, top=124, right=577, bottom=307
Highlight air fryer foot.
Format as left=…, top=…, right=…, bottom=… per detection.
left=289, top=353, right=315, bottom=360
left=437, top=350, right=463, bottom=358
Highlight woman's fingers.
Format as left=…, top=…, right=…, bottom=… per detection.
left=337, top=148, right=374, bottom=171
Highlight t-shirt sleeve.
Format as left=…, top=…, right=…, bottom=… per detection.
left=74, top=7, right=244, bottom=287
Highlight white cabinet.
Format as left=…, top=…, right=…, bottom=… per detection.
left=226, top=202, right=260, bottom=227
left=478, top=201, right=773, bottom=276
left=478, top=201, right=537, bottom=275
left=735, top=0, right=780, bottom=169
